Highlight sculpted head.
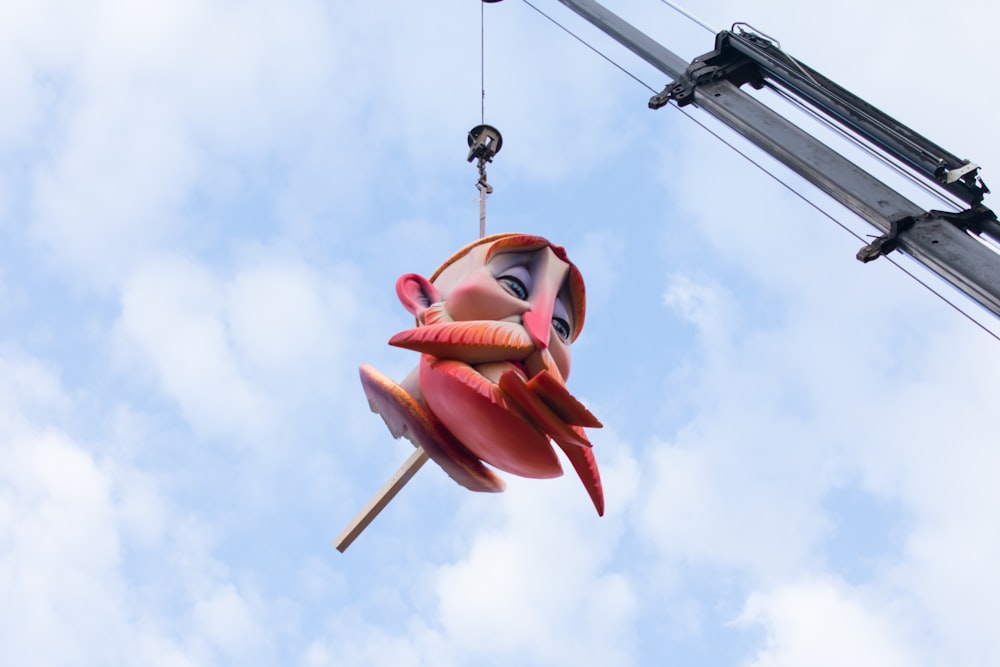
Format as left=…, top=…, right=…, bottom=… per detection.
left=361, top=232, right=603, bottom=515
left=394, top=233, right=586, bottom=382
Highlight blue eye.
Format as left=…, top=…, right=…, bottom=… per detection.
left=552, top=317, right=571, bottom=340
left=499, top=275, right=528, bottom=300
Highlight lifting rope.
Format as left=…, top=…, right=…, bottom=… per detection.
left=470, top=1, right=505, bottom=239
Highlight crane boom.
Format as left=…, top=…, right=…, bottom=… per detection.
left=556, top=0, right=1000, bottom=320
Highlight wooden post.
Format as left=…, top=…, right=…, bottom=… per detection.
left=334, top=447, right=429, bottom=552
left=478, top=181, right=488, bottom=238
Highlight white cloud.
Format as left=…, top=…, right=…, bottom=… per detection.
left=115, top=254, right=272, bottom=440
left=226, top=260, right=354, bottom=378
left=314, top=428, right=641, bottom=667
left=9, top=0, right=341, bottom=286
left=191, top=583, right=272, bottom=661
left=738, top=577, right=917, bottom=667
left=0, top=351, right=190, bottom=666
left=0, top=428, right=125, bottom=666
left=638, top=432, right=831, bottom=584
left=302, top=621, right=430, bottom=667
left=5, top=0, right=1000, bottom=665
left=0, top=346, right=293, bottom=667
left=643, top=100, right=1000, bottom=660
left=113, top=252, right=364, bottom=443
left=430, top=430, right=639, bottom=667
left=663, top=273, right=735, bottom=343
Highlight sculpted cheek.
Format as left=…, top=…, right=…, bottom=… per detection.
left=551, top=343, right=572, bottom=381
left=445, top=277, right=524, bottom=322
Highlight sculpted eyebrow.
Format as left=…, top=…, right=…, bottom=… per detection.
left=484, top=236, right=548, bottom=264
left=488, top=251, right=534, bottom=273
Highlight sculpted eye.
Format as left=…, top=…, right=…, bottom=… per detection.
left=552, top=317, right=571, bottom=340
left=498, top=275, right=528, bottom=300
left=552, top=296, right=573, bottom=342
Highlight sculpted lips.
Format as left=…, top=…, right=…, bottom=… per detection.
left=420, top=355, right=564, bottom=478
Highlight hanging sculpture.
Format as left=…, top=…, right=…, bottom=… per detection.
left=359, top=233, right=604, bottom=515
left=334, top=2, right=602, bottom=553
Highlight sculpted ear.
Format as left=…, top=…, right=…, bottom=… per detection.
left=395, top=273, right=441, bottom=320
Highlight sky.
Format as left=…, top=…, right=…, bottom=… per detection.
left=2, top=0, right=1000, bottom=665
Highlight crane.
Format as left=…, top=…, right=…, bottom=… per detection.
left=557, top=0, right=1000, bottom=321
left=335, top=0, right=1000, bottom=551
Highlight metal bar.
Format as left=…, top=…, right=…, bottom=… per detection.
left=980, top=218, right=1000, bottom=245
left=555, top=0, right=689, bottom=79
left=904, top=218, right=1000, bottom=316
left=554, top=0, right=1000, bottom=319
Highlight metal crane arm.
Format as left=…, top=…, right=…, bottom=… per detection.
left=556, top=0, right=1000, bottom=320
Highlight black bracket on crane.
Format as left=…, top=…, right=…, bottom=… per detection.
left=857, top=205, right=1000, bottom=262
left=649, top=30, right=765, bottom=110
left=856, top=216, right=917, bottom=263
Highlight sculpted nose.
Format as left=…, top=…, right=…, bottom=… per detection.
left=519, top=245, right=569, bottom=352
left=522, top=297, right=554, bottom=351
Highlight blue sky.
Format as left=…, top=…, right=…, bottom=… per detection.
left=3, top=1, right=1000, bottom=665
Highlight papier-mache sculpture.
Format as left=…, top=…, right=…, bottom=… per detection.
left=359, top=232, right=605, bottom=515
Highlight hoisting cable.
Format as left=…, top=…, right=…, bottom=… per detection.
left=517, top=0, right=1000, bottom=343
left=470, top=1, right=506, bottom=238
left=481, top=0, right=486, bottom=124
left=521, top=0, right=657, bottom=91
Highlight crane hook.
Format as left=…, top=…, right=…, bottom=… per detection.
left=467, top=124, right=503, bottom=164
left=467, top=124, right=503, bottom=238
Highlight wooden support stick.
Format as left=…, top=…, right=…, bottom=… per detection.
left=334, top=447, right=429, bottom=552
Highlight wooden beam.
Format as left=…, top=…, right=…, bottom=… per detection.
left=334, top=447, right=429, bottom=552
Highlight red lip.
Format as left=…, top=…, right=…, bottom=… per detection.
left=419, top=355, right=563, bottom=479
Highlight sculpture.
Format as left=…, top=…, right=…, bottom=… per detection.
left=359, top=233, right=604, bottom=515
